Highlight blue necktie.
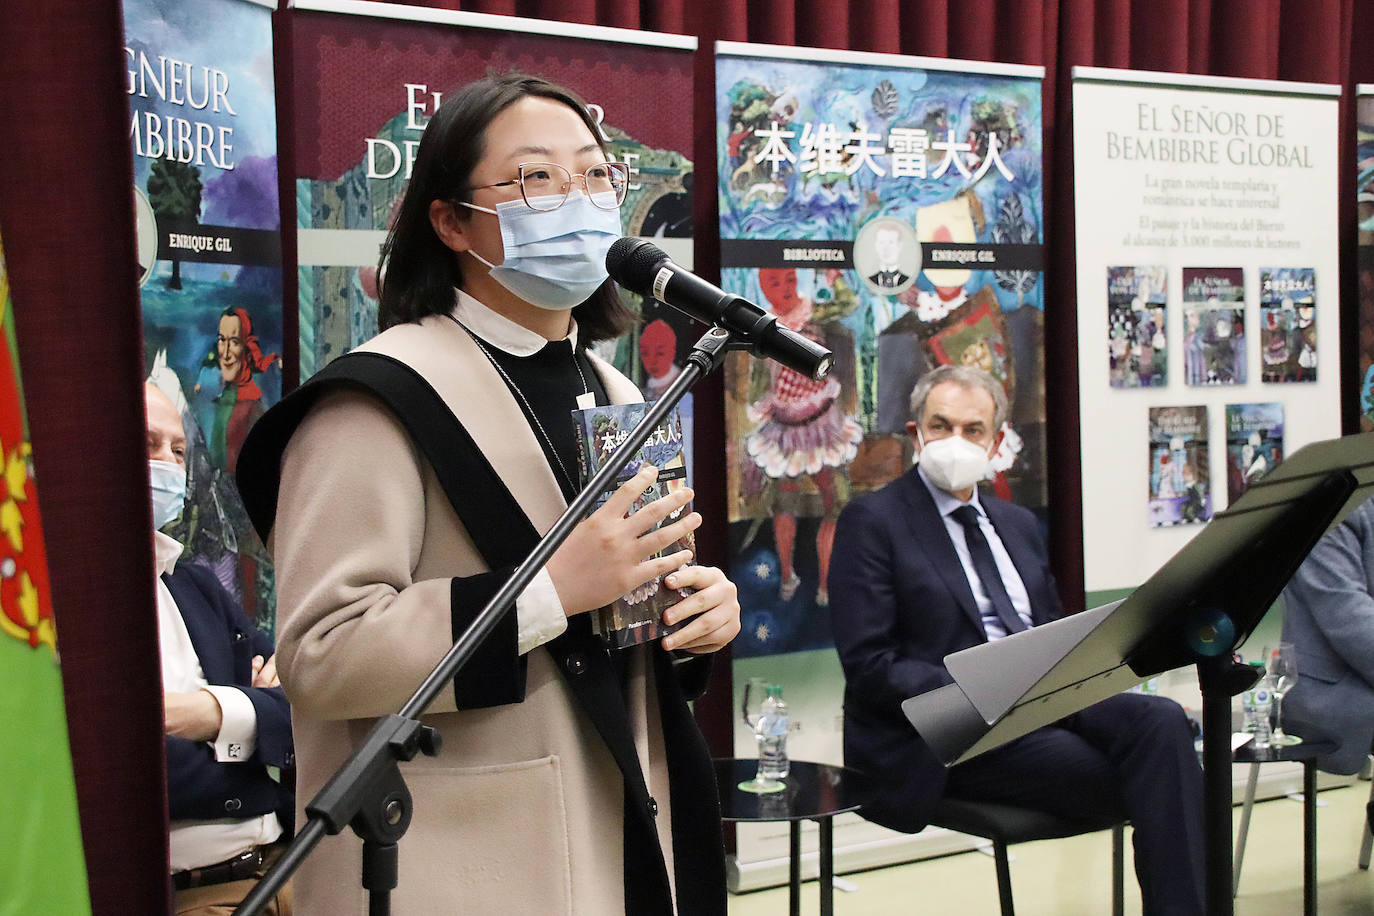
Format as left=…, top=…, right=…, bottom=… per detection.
left=951, top=504, right=1027, bottom=636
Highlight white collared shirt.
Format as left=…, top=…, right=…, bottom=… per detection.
left=452, top=287, right=579, bottom=355
left=449, top=289, right=572, bottom=655
left=155, top=531, right=282, bottom=871
left=917, top=468, right=1034, bottom=640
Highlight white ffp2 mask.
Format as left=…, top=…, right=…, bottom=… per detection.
left=917, top=433, right=991, bottom=493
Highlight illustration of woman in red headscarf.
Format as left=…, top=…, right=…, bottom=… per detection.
left=199, top=307, right=277, bottom=473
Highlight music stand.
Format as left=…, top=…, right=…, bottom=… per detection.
left=902, top=432, right=1374, bottom=916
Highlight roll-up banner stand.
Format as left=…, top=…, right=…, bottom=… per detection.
left=288, top=0, right=696, bottom=404
left=1072, top=68, right=1342, bottom=618
left=716, top=40, right=1046, bottom=889
left=1358, top=85, right=1374, bottom=432
left=126, top=0, right=284, bottom=636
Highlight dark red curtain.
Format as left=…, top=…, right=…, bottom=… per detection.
left=0, top=2, right=169, bottom=914
left=2, top=1, right=1371, bottom=912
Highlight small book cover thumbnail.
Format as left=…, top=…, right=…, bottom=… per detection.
left=1182, top=267, right=1246, bottom=386
left=1259, top=268, right=1316, bottom=383
left=1107, top=265, right=1167, bottom=389
left=1148, top=405, right=1211, bottom=528
left=1225, top=402, right=1284, bottom=504
left=572, top=402, right=693, bottom=649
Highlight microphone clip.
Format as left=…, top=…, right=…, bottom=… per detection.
left=684, top=326, right=735, bottom=374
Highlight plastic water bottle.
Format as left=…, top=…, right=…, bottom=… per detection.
left=1241, top=666, right=1273, bottom=749
left=756, top=684, right=790, bottom=780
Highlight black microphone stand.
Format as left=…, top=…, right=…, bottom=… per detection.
left=236, top=325, right=746, bottom=915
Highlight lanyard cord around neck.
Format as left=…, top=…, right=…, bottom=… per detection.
left=444, top=312, right=590, bottom=496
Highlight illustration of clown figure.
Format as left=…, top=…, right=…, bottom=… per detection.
left=744, top=268, right=862, bottom=606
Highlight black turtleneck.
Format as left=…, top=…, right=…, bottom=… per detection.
left=482, top=338, right=609, bottom=502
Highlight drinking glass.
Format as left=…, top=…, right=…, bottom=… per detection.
left=738, top=677, right=784, bottom=793
left=1270, top=643, right=1302, bottom=746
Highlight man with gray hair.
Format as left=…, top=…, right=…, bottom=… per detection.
left=830, top=365, right=1205, bottom=915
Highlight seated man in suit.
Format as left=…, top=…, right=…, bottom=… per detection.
left=146, top=382, right=294, bottom=915
left=1281, top=493, right=1374, bottom=776
left=829, top=365, right=1205, bottom=916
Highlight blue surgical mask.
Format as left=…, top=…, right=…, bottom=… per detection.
left=149, top=459, right=186, bottom=530
left=462, top=191, right=622, bottom=310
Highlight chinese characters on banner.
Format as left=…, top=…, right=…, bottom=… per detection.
left=751, top=119, right=1017, bottom=183
left=717, top=45, right=1046, bottom=658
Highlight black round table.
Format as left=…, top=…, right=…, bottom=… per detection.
left=1231, top=731, right=1338, bottom=916
left=714, top=759, right=875, bottom=916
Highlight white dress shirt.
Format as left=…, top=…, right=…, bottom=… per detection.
left=450, top=289, right=571, bottom=655
left=917, top=467, right=1034, bottom=640
left=155, top=531, right=282, bottom=872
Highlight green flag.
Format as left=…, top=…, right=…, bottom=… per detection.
left=0, top=231, right=92, bottom=915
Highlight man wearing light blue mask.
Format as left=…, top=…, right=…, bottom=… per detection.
left=145, top=382, right=294, bottom=915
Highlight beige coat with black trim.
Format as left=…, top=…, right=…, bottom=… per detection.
left=268, top=314, right=717, bottom=915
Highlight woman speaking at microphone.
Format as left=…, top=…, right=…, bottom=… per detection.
left=239, top=74, right=738, bottom=915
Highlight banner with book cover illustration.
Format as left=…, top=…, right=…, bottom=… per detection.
left=1074, top=69, right=1341, bottom=600
left=717, top=43, right=1045, bottom=658
left=1182, top=267, right=1245, bottom=386
left=289, top=0, right=697, bottom=410
left=572, top=403, right=691, bottom=648
left=1225, top=402, right=1283, bottom=503
left=125, top=0, right=283, bottom=635
left=1258, top=268, right=1316, bottom=382
left=1147, top=406, right=1210, bottom=527
left=1357, top=87, right=1374, bottom=431
left=1107, top=265, right=1167, bottom=388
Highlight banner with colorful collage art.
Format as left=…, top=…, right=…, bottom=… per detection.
left=290, top=0, right=697, bottom=416
left=125, top=0, right=283, bottom=634
left=716, top=43, right=1046, bottom=657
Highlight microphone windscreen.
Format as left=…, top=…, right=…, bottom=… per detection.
left=606, top=237, right=668, bottom=292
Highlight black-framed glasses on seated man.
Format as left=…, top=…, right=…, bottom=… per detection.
left=470, top=161, right=631, bottom=212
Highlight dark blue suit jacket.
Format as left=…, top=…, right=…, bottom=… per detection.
left=829, top=467, right=1061, bottom=833
left=163, top=563, right=293, bottom=825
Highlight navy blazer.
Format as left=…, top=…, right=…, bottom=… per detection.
left=829, top=467, right=1061, bottom=833
left=162, top=563, right=293, bottom=825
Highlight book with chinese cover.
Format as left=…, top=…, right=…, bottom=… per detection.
left=1182, top=267, right=1246, bottom=386
left=1148, top=405, right=1211, bottom=527
left=1106, top=265, right=1167, bottom=388
left=1225, top=402, right=1284, bottom=504
left=1259, top=268, right=1316, bottom=383
left=572, top=402, right=693, bottom=649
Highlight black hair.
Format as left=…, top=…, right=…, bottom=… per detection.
left=376, top=72, right=632, bottom=341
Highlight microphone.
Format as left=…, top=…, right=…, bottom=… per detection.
left=606, top=238, right=834, bottom=381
